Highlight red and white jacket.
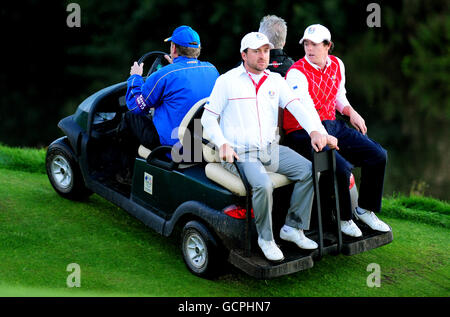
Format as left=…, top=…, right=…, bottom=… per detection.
left=283, top=55, right=350, bottom=134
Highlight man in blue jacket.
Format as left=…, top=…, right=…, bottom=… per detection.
left=117, top=26, right=219, bottom=183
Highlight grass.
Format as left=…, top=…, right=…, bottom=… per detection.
left=0, top=143, right=46, bottom=174
left=382, top=195, right=450, bottom=229
left=0, top=145, right=449, bottom=297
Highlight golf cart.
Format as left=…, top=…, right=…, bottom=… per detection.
left=46, top=51, right=393, bottom=279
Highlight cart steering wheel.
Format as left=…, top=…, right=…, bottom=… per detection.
left=137, top=51, right=170, bottom=78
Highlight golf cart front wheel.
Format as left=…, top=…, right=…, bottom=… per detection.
left=46, top=138, right=91, bottom=200
left=181, top=220, right=221, bottom=278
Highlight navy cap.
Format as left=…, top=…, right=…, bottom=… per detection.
left=164, top=25, right=201, bottom=48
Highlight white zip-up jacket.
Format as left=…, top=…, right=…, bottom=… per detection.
left=201, top=64, right=327, bottom=151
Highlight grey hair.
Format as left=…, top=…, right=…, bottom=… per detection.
left=258, top=15, right=287, bottom=49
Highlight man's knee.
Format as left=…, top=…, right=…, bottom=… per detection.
left=293, top=158, right=313, bottom=182
left=253, top=178, right=273, bottom=197
left=335, top=157, right=352, bottom=180
left=378, top=147, right=388, bottom=164
left=369, top=144, right=388, bottom=167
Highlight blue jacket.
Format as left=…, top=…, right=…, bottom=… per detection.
left=126, top=56, right=219, bottom=146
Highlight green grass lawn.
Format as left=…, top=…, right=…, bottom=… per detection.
left=0, top=145, right=449, bottom=297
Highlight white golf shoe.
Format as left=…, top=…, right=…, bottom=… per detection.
left=355, top=207, right=391, bottom=232
left=258, top=237, right=284, bottom=262
left=280, top=225, right=318, bottom=250
left=340, top=220, right=362, bottom=237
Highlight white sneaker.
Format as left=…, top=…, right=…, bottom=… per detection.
left=340, top=220, right=362, bottom=237
left=258, top=237, right=284, bottom=262
left=280, top=225, right=318, bottom=250
left=355, top=207, right=391, bottom=232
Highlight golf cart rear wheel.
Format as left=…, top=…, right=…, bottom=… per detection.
left=181, top=220, right=221, bottom=278
left=46, top=138, right=91, bottom=200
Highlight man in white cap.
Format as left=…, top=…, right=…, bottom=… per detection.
left=201, top=31, right=338, bottom=262
left=283, top=24, right=390, bottom=237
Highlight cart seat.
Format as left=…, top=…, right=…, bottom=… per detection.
left=138, top=98, right=207, bottom=167
left=202, top=132, right=292, bottom=197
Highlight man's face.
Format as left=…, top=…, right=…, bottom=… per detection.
left=303, top=39, right=330, bottom=68
left=242, top=44, right=270, bottom=74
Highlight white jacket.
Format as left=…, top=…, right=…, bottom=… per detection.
left=201, top=64, right=327, bottom=150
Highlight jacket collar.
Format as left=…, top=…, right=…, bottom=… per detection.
left=237, top=63, right=270, bottom=77
left=304, top=55, right=331, bottom=71
left=270, top=49, right=288, bottom=57
left=173, top=56, right=199, bottom=64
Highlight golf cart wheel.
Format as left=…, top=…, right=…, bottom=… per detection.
left=181, top=220, right=221, bottom=278
left=46, top=138, right=91, bottom=200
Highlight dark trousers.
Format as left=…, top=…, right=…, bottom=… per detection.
left=284, top=120, right=387, bottom=220
left=117, top=112, right=161, bottom=168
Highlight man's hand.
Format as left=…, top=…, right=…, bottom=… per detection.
left=326, top=135, right=340, bottom=150
left=309, top=131, right=327, bottom=152
left=343, top=105, right=367, bottom=135
left=349, top=110, right=367, bottom=135
left=130, top=62, right=144, bottom=76
left=164, top=55, right=173, bottom=64
left=219, top=143, right=240, bottom=163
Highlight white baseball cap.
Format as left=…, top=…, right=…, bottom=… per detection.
left=240, top=32, right=274, bottom=53
left=299, top=24, right=331, bottom=44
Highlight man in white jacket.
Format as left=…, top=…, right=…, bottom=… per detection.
left=201, top=32, right=338, bottom=262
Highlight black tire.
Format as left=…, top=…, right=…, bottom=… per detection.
left=181, top=220, right=222, bottom=278
left=46, top=138, right=92, bottom=200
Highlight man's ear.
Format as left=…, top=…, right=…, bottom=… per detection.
left=170, top=42, right=179, bottom=58
left=241, top=51, right=247, bottom=62
left=327, top=41, right=333, bottom=51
